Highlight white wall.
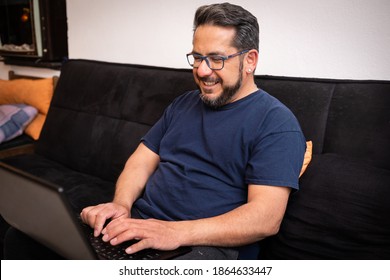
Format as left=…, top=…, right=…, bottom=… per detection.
left=1, top=0, right=389, bottom=80
left=66, top=0, right=390, bottom=80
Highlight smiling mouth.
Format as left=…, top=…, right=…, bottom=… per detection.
left=200, top=78, right=220, bottom=87
left=204, top=80, right=218, bottom=86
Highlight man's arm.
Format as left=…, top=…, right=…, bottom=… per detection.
left=113, top=143, right=160, bottom=210
left=179, top=184, right=291, bottom=246
left=102, top=184, right=291, bottom=253
left=80, top=142, right=159, bottom=236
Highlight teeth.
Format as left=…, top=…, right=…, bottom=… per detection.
left=204, top=81, right=217, bottom=86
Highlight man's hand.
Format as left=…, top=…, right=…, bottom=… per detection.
left=80, top=184, right=291, bottom=256
left=101, top=218, right=182, bottom=254
left=80, top=202, right=129, bottom=237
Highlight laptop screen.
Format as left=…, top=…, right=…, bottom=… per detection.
left=0, top=162, right=97, bottom=259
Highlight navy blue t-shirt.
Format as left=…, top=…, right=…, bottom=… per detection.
left=134, top=89, right=306, bottom=222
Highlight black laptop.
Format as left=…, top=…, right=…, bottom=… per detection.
left=0, top=162, right=191, bottom=260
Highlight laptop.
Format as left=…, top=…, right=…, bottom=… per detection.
left=0, top=162, right=191, bottom=260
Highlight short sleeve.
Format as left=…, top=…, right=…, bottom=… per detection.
left=141, top=102, right=175, bottom=154
left=246, top=131, right=306, bottom=190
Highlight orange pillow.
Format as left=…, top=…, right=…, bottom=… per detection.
left=24, top=113, right=46, bottom=140
left=300, top=141, right=313, bottom=177
left=0, top=78, right=54, bottom=139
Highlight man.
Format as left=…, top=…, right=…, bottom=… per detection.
left=4, top=3, right=305, bottom=260
left=80, top=3, right=306, bottom=260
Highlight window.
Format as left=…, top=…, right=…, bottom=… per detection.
left=0, top=0, right=68, bottom=69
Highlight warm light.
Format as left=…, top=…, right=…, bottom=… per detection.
left=21, top=8, right=30, bottom=22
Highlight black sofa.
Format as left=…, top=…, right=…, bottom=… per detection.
left=1, top=59, right=390, bottom=259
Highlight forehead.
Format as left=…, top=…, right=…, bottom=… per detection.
left=192, top=24, right=236, bottom=54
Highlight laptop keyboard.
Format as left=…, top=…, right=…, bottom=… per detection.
left=89, top=234, right=165, bottom=260
left=77, top=215, right=191, bottom=260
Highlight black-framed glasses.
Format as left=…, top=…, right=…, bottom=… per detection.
left=186, top=49, right=250, bottom=70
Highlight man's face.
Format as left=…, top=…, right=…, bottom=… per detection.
left=191, top=25, right=244, bottom=108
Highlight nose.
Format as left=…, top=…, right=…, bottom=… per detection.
left=196, top=59, right=213, bottom=77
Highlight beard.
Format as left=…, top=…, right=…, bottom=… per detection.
left=198, top=62, right=244, bottom=109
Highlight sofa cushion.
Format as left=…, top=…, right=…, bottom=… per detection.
left=1, top=154, right=115, bottom=213
left=324, top=81, right=390, bottom=170
left=0, top=104, right=38, bottom=144
left=261, top=153, right=390, bottom=259
left=300, top=141, right=312, bottom=177
left=0, top=78, right=54, bottom=140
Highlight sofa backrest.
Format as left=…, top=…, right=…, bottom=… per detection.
left=37, top=59, right=390, bottom=183
left=324, top=82, right=390, bottom=170
left=36, top=60, right=196, bottom=181
left=257, top=76, right=390, bottom=170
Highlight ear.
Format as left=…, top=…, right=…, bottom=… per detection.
left=245, top=50, right=259, bottom=73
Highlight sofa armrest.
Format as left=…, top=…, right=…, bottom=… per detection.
left=0, top=135, right=35, bottom=159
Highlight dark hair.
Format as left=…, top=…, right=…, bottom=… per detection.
left=193, top=2, right=259, bottom=51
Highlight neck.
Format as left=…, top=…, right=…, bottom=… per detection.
left=231, top=80, right=258, bottom=103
